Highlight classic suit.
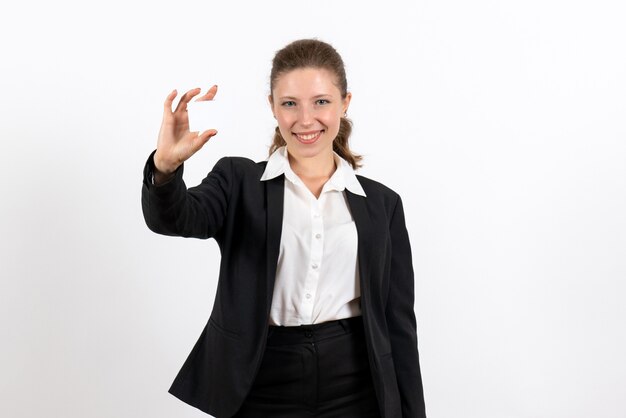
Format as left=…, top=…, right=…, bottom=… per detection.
left=141, top=151, right=426, bottom=418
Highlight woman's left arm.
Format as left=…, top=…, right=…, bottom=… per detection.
left=386, top=195, right=427, bottom=418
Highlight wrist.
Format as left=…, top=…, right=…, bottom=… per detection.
left=153, top=152, right=179, bottom=175
left=152, top=152, right=179, bottom=185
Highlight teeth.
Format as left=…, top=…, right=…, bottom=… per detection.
left=296, top=132, right=320, bottom=140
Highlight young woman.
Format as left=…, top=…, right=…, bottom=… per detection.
left=142, top=39, right=426, bottom=418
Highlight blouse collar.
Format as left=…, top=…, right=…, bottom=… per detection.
left=260, top=146, right=366, bottom=197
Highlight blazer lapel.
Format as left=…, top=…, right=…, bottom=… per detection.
left=265, top=175, right=285, bottom=310
left=345, top=190, right=375, bottom=300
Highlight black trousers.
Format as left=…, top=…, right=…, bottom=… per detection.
left=232, top=315, right=381, bottom=418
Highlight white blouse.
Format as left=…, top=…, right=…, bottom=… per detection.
left=260, top=146, right=367, bottom=326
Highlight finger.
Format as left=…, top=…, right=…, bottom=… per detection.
left=174, top=87, right=202, bottom=113
left=190, top=130, right=218, bottom=153
left=195, top=85, right=218, bottom=102
left=163, top=89, right=178, bottom=114
left=200, top=129, right=218, bottom=137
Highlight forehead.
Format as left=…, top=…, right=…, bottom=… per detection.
left=273, top=67, right=340, bottom=96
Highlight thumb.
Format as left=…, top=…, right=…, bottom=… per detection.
left=191, top=129, right=218, bottom=153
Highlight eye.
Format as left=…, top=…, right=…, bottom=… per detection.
left=281, top=101, right=296, bottom=107
left=316, top=99, right=330, bottom=105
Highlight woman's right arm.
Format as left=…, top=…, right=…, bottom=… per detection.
left=141, top=86, right=228, bottom=239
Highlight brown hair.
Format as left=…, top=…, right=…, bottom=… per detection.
left=268, top=39, right=363, bottom=169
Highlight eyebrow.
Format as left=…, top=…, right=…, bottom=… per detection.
left=278, top=94, right=332, bottom=100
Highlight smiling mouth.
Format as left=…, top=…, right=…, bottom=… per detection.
left=293, top=130, right=324, bottom=144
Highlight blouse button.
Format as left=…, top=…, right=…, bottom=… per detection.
left=315, top=233, right=322, bottom=239
left=312, top=263, right=318, bottom=269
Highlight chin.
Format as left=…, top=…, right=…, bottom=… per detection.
left=287, top=139, right=333, bottom=158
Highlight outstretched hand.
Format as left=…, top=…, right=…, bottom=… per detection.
left=154, top=86, right=219, bottom=176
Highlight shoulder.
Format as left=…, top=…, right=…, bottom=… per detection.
left=355, top=174, right=410, bottom=225
left=355, top=173, right=401, bottom=204
left=212, top=156, right=269, bottom=180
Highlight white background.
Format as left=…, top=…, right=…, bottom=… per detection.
left=1, top=1, right=625, bottom=417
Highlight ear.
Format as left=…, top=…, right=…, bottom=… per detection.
left=268, top=94, right=276, bottom=118
left=343, top=92, right=352, bottom=114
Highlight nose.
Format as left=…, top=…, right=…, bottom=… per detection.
left=297, top=105, right=315, bottom=127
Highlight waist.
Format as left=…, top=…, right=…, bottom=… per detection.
left=267, top=315, right=365, bottom=346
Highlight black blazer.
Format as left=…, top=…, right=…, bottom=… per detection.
left=141, top=151, right=426, bottom=418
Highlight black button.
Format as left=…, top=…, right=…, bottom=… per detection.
left=304, top=330, right=313, bottom=338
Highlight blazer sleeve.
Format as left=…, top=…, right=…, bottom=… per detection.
left=141, top=150, right=232, bottom=239
left=386, top=195, right=427, bottom=417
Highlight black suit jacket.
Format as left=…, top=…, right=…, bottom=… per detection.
left=141, top=151, right=426, bottom=418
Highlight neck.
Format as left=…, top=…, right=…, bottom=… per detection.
left=287, top=149, right=336, bottom=180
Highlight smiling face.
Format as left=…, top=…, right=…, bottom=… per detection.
left=269, top=67, right=351, bottom=165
